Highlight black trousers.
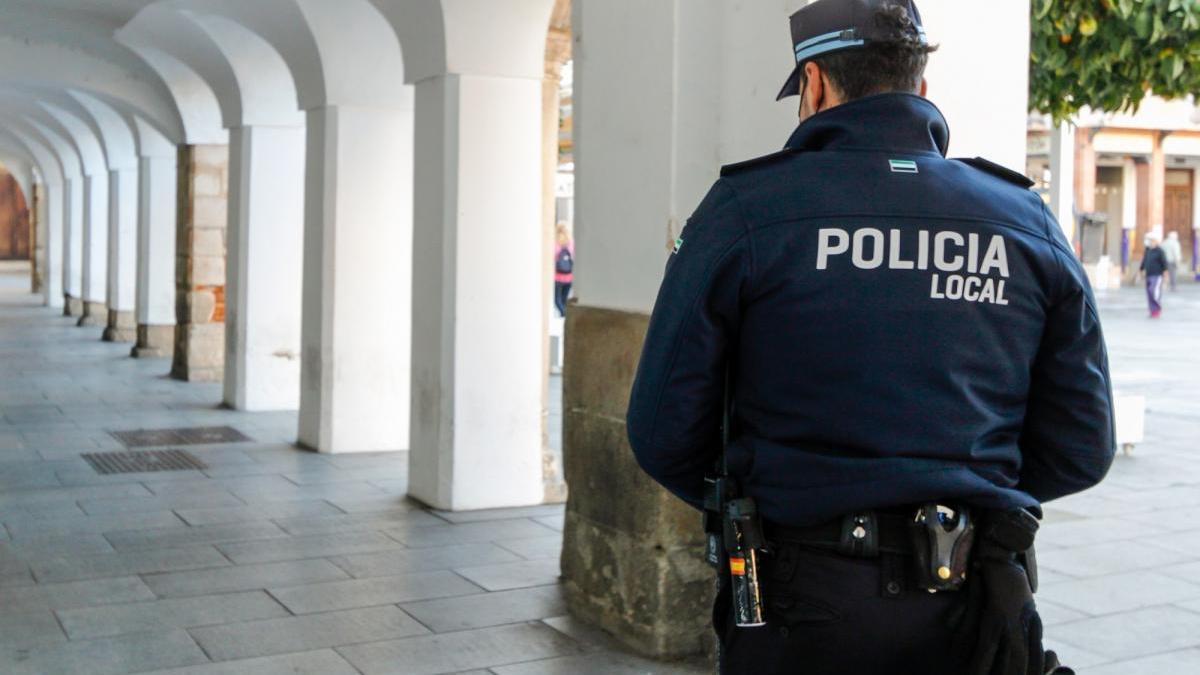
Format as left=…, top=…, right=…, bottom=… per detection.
left=716, top=541, right=970, bottom=675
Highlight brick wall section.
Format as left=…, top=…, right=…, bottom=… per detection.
left=171, top=144, right=228, bottom=382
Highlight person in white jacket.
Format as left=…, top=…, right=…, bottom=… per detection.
left=1161, top=231, right=1183, bottom=291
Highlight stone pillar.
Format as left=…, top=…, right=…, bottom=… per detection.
left=63, top=176, right=84, bottom=316
left=77, top=172, right=110, bottom=327
left=40, top=181, right=64, bottom=309
left=103, top=167, right=139, bottom=342
left=224, top=124, right=304, bottom=411
left=133, top=153, right=178, bottom=358
left=408, top=74, right=544, bottom=510
left=31, top=182, right=42, bottom=294
left=1075, top=129, right=1096, bottom=214
left=171, top=144, right=228, bottom=381
left=563, top=0, right=1033, bottom=658
left=297, top=103, right=411, bottom=453
left=1050, top=122, right=1077, bottom=242
left=1150, top=131, right=1167, bottom=232
left=1121, top=159, right=1138, bottom=275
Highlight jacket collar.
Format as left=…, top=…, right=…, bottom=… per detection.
left=784, top=93, right=950, bottom=157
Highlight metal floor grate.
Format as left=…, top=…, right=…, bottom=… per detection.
left=82, top=449, right=209, bottom=475
left=109, top=426, right=252, bottom=448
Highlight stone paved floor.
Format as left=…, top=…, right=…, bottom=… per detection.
left=0, top=261, right=704, bottom=675
left=1, top=258, right=1198, bottom=674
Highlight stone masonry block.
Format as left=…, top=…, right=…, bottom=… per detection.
left=192, top=196, right=228, bottom=230
left=193, top=170, right=225, bottom=199
left=190, top=228, right=225, bottom=257
left=191, top=255, right=226, bottom=287
left=192, top=144, right=228, bottom=169
left=185, top=291, right=217, bottom=325
left=561, top=304, right=713, bottom=659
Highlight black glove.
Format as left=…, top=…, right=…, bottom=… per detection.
left=961, top=540, right=1044, bottom=675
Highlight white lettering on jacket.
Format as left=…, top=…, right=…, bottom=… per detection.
left=816, top=227, right=1011, bottom=306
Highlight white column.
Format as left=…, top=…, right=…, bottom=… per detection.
left=63, top=176, right=84, bottom=310
left=297, top=103, right=412, bottom=453
left=1049, top=122, right=1077, bottom=241
left=1122, top=159, right=1138, bottom=271
left=224, top=124, right=305, bottom=411
left=104, top=167, right=139, bottom=341
left=133, top=153, right=177, bottom=357
left=408, top=74, right=544, bottom=510
left=42, top=181, right=64, bottom=308
left=78, top=171, right=110, bottom=326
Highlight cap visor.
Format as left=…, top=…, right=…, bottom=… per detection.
left=776, top=64, right=802, bottom=101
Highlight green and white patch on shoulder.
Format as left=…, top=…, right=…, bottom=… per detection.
left=673, top=237, right=684, bottom=254
left=889, top=159, right=919, bottom=174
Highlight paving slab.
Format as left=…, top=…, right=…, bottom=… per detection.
left=329, top=542, right=522, bottom=578
left=336, top=622, right=585, bottom=675
left=0, top=575, right=155, bottom=612
left=189, top=604, right=429, bottom=661
left=216, top=530, right=405, bottom=564
left=0, top=629, right=208, bottom=675
left=57, top=590, right=288, bottom=640
left=269, top=569, right=483, bottom=614
left=30, top=545, right=230, bottom=583
left=139, top=649, right=360, bottom=675
left=143, top=559, right=350, bottom=598
left=402, top=585, right=567, bottom=633
left=1051, top=605, right=1200, bottom=661
left=455, top=558, right=562, bottom=591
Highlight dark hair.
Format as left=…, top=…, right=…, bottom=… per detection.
left=811, top=4, right=937, bottom=101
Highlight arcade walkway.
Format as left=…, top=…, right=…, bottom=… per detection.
left=4, top=256, right=1200, bottom=673
left=0, top=260, right=704, bottom=674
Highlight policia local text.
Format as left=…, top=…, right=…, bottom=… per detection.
left=817, top=227, right=1011, bottom=306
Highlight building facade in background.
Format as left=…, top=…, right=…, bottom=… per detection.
left=1028, top=96, right=1200, bottom=288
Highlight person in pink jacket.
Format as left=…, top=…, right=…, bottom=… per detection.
left=554, top=223, right=574, bottom=317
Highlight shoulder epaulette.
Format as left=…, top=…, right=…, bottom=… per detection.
left=954, top=156, right=1035, bottom=189
left=720, top=149, right=797, bottom=177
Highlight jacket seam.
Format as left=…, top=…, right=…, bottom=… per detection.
left=726, top=184, right=757, bottom=292
left=642, top=185, right=749, bottom=448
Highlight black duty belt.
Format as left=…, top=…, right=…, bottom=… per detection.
left=766, top=511, right=915, bottom=558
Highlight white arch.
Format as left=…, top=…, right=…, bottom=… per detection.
left=0, top=36, right=186, bottom=143
left=35, top=102, right=109, bottom=317
left=69, top=91, right=139, bottom=171
left=177, top=0, right=407, bottom=109
left=186, top=13, right=301, bottom=126
left=37, top=102, right=108, bottom=179
left=120, top=6, right=301, bottom=129
left=115, top=42, right=227, bottom=145
left=6, top=114, right=84, bottom=305
left=0, top=124, right=65, bottom=307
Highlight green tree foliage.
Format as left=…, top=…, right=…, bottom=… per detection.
left=1030, top=0, right=1200, bottom=122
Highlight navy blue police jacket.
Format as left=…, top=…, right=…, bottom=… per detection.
left=626, top=93, right=1116, bottom=527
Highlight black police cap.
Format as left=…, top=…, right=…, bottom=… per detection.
left=777, top=0, right=927, bottom=101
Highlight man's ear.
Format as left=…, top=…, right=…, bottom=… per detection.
left=919, top=77, right=928, bottom=97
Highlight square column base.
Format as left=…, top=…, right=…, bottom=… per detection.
left=76, top=301, right=108, bottom=328
left=65, top=296, right=83, bottom=317
left=131, top=324, right=174, bottom=359
left=102, top=310, right=137, bottom=343
left=560, top=305, right=713, bottom=659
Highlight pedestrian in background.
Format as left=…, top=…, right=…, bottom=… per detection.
left=553, top=223, right=574, bottom=318
left=1161, top=230, right=1182, bottom=291
left=1141, top=233, right=1168, bottom=318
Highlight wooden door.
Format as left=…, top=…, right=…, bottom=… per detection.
left=1164, top=169, right=1194, bottom=266
left=0, top=172, right=30, bottom=260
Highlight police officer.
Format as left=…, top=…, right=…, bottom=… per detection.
left=625, top=1, right=1115, bottom=673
